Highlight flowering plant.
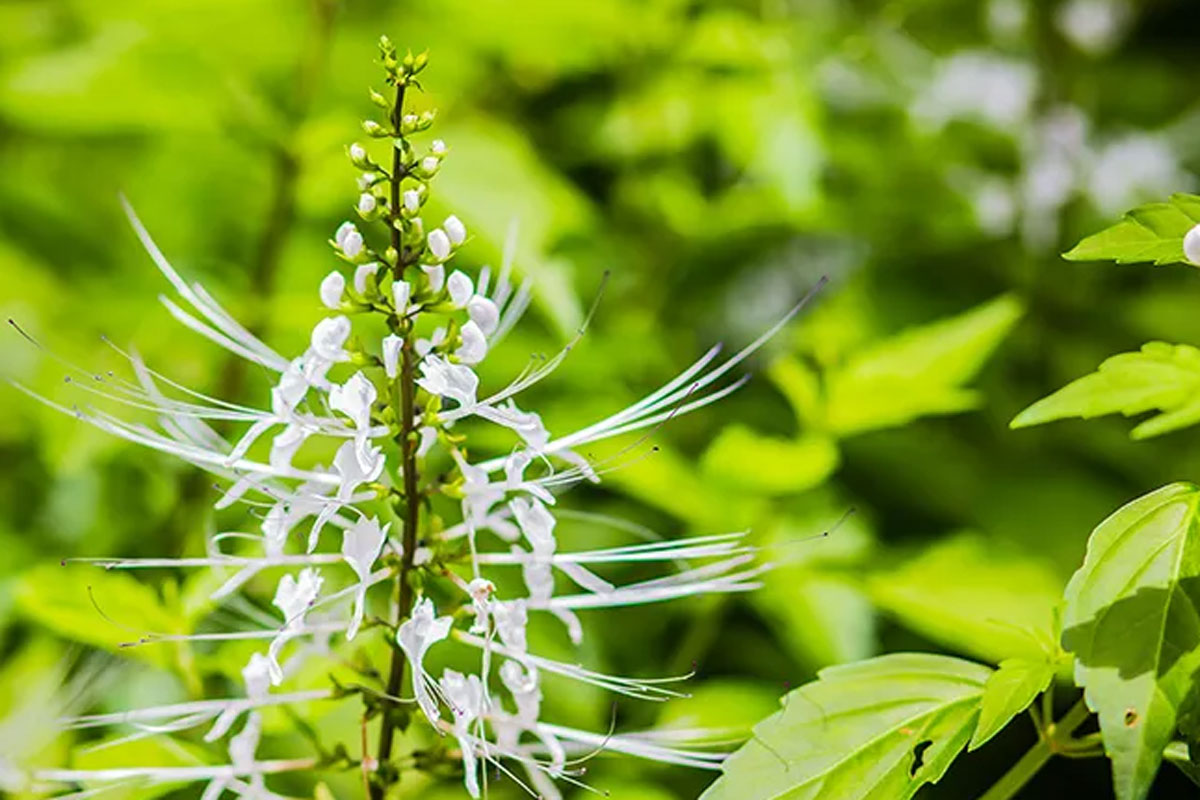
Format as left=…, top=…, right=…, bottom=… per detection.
left=11, top=39, right=819, bottom=799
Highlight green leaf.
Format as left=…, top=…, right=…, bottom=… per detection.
left=868, top=532, right=1062, bottom=664
left=700, top=425, right=840, bottom=496
left=1011, top=342, right=1200, bottom=439
left=968, top=657, right=1054, bottom=750
left=1061, top=483, right=1200, bottom=800
left=1063, top=194, right=1200, bottom=266
left=15, top=563, right=180, bottom=669
left=700, top=653, right=990, bottom=800
left=823, top=295, right=1022, bottom=436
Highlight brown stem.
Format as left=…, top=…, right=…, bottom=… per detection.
left=371, top=79, right=417, bottom=800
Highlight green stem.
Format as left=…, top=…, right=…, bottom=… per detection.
left=371, top=78, right=416, bottom=800
left=978, top=698, right=1092, bottom=800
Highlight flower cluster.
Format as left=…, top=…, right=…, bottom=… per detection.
left=14, top=39, right=819, bottom=800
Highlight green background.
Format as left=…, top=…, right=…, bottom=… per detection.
left=2, top=0, right=1200, bottom=797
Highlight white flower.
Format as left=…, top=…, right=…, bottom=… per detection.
left=393, top=279, right=412, bottom=315
left=335, top=222, right=364, bottom=258
left=319, top=271, right=345, bottom=310
left=447, top=270, right=473, bottom=306
left=1186, top=224, right=1200, bottom=266
left=396, top=597, right=453, bottom=726
left=310, top=316, right=352, bottom=362
left=467, top=296, right=500, bottom=336
left=456, top=321, right=488, bottom=365
left=341, top=516, right=389, bottom=640
left=416, top=326, right=446, bottom=357
left=427, top=228, right=451, bottom=261
left=382, top=334, right=403, bottom=380
left=444, top=215, right=466, bottom=246
left=357, top=193, right=377, bottom=214
left=403, top=190, right=421, bottom=213
left=267, top=568, right=324, bottom=683
left=421, top=155, right=440, bottom=174
left=431, top=139, right=447, bottom=155
left=439, top=670, right=485, bottom=798
left=416, top=355, right=479, bottom=409
left=423, top=264, right=446, bottom=293
left=354, top=262, right=380, bottom=294
left=328, top=371, right=377, bottom=469
left=349, top=142, right=367, bottom=162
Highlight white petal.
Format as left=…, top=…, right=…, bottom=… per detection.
left=456, top=321, right=488, bottom=365
left=467, top=296, right=500, bottom=335
left=319, top=271, right=345, bottom=309
left=444, top=215, right=466, bottom=246
left=1186, top=223, right=1200, bottom=266
left=422, top=263, right=446, bottom=293
left=447, top=270, right=473, bottom=307
left=354, top=262, right=380, bottom=294
left=427, top=229, right=451, bottom=261
left=382, top=334, right=403, bottom=380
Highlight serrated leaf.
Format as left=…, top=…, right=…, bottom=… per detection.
left=1011, top=342, right=1200, bottom=439
left=1063, top=194, right=1200, bottom=266
left=1061, top=483, right=1200, bottom=800
left=968, top=657, right=1054, bottom=750
left=700, top=653, right=990, bottom=800
left=868, top=533, right=1062, bottom=664
left=823, top=295, right=1022, bottom=436
left=700, top=425, right=840, bottom=496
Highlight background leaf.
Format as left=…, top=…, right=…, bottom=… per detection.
left=868, top=532, right=1063, bottom=664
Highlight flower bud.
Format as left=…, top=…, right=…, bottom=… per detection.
left=447, top=270, right=473, bottom=306
left=403, top=190, right=422, bottom=214
left=431, top=139, right=447, bottom=156
left=444, top=215, right=467, bottom=246
left=356, top=172, right=379, bottom=191
left=1186, top=224, right=1200, bottom=266
left=362, top=119, right=388, bottom=138
left=358, top=193, right=377, bottom=215
left=393, top=279, right=412, bottom=315
left=369, top=88, right=390, bottom=109
left=354, top=262, right=380, bottom=294
left=335, top=222, right=364, bottom=259
left=319, top=270, right=345, bottom=309
left=420, top=156, right=440, bottom=176
left=427, top=229, right=451, bottom=262
left=382, top=333, right=403, bottom=379
left=348, top=143, right=368, bottom=167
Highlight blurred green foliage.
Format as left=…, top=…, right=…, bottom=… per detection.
left=4, top=0, right=1200, bottom=798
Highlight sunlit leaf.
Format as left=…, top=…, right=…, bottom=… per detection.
left=968, top=657, right=1054, bottom=750
left=14, top=563, right=180, bottom=668
left=1061, top=483, right=1200, bottom=800
left=700, top=654, right=990, bottom=800
left=868, top=532, right=1062, bottom=664
left=1011, top=342, right=1200, bottom=439
left=1063, top=194, right=1200, bottom=266
left=823, top=295, right=1023, bottom=435
left=700, top=425, right=839, bottom=496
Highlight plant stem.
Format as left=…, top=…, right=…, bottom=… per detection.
left=978, top=697, right=1093, bottom=800
left=371, top=79, right=417, bottom=800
